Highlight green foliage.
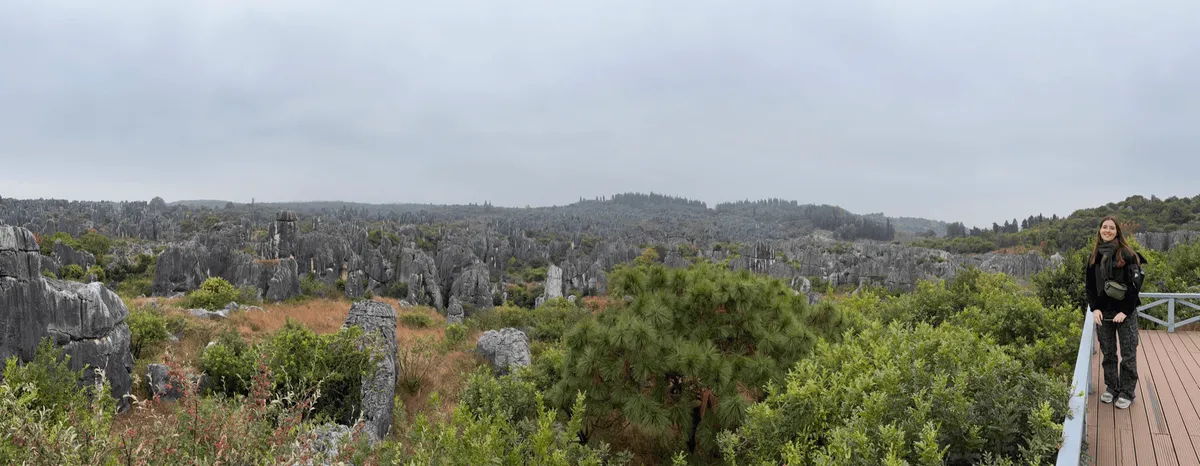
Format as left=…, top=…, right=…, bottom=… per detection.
left=444, top=323, right=467, bottom=348
left=199, top=330, right=257, bottom=396
left=459, top=368, right=540, bottom=424
left=39, top=232, right=78, bottom=256
left=382, top=392, right=628, bottom=465
left=108, top=253, right=156, bottom=284
left=719, top=322, right=1069, bottom=466
left=59, top=264, right=85, bottom=281
left=85, top=265, right=106, bottom=282
left=382, top=280, right=410, bottom=299
left=399, top=312, right=434, bottom=329
left=299, top=274, right=337, bottom=298
left=505, top=283, right=546, bottom=308
left=550, top=261, right=848, bottom=455
left=866, top=268, right=1080, bottom=377
left=127, top=306, right=170, bottom=360
left=181, top=277, right=260, bottom=310
left=912, top=235, right=998, bottom=254
left=1032, top=246, right=1090, bottom=310
left=76, top=231, right=112, bottom=259
left=0, top=340, right=116, bottom=465
left=1, top=339, right=101, bottom=424
left=1148, top=236, right=1200, bottom=292
left=41, top=269, right=57, bottom=279
left=116, top=277, right=154, bottom=298
left=470, top=299, right=590, bottom=343
left=198, top=320, right=375, bottom=424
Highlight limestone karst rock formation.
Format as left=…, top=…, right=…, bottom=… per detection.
left=0, top=225, right=134, bottom=411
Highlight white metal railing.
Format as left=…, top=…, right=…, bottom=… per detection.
left=1136, top=292, right=1200, bottom=332
left=1056, top=307, right=1096, bottom=466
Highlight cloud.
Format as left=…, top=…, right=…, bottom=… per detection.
left=2, top=0, right=1199, bottom=228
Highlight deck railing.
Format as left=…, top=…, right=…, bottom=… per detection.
left=1056, top=292, right=1198, bottom=465
left=1056, top=307, right=1097, bottom=466
left=1136, top=292, right=1200, bottom=332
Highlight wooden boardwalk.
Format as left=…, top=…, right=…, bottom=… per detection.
left=1087, top=330, right=1200, bottom=466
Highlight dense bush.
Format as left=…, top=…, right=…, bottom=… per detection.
left=399, top=312, right=434, bottom=329
left=181, top=277, right=261, bottom=310
left=718, top=322, right=1067, bottom=466
left=379, top=392, right=630, bottom=465
left=459, top=368, right=540, bottom=424
left=60, top=264, right=85, bottom=281
left=199, top=320, right=375, bottom=424
left=0, top=340, right=116, bottom=465
left=1, top=339, right=105, bottom=424
left=470, top=298, right=591, bottom=343
left=550, top=261, right=847, bottom=456
left=127, top=306, right=170, bottom=360
left=864, top=267, right=1080, bottom=377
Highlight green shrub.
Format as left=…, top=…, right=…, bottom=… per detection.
left=444, top=323, right=467, bottom=348
left=469, top=298, right=590, bottom=343
left=38, top=232, right=78, bottom=256
left=719, top=322, right=1068, bottom=466
left=181, top=277, right=258, bottom=310
left=116, top=277, right=153, bottom=298
left=76, top=231, right=111, bottom=259
left=199, top=320, right=375, bottom=424
left=59, top=264, right=85, bottom=281
left=1, top=339, right=104, bottom=424
left=867, top=268, right=1081, bottom=377
left=379, top=392, right=629, bottom=465
left=0, top=340, right=116, bottom=465
left=459, top=368, right=540, bottom=424
left=85, top=265, right=105, bottom=282
left=41, top=269, right=57, bottom=279
left=299, top=274, right=337, bottom=298
left=199, top=330, right=257, bottom=397
left=127, top=307, right=170, bottom=360
left=550, top=261, right=848, bottom=455
left=399, top=312, right=434, bottom=329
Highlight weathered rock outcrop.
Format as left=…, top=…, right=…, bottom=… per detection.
left=446, top=296, right=465, bottom=325
left=449, top=262, right=492, bottom=314
left=342, top=300, right=397, bottom=441
left=52, top=240, right=96, bottom=270
left=476, top=328, right=531, bottom=375
left=265, top=258, right=301, bottom=302
left=264, top=210, right=299, bottom=260
left=0, top=225, right=134, bottom=411
left=1135, top=231, right=1200, bottom=252
left=152, top=240, right=209, bottom=295
left=543, top=264, right=563, bottom=299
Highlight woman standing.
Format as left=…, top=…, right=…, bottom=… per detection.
left=1084, top=215, right=1145, bottom=410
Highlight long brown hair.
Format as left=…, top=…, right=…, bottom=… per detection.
left=1089, top=215, right=1132, bottom=267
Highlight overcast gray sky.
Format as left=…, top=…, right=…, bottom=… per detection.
left=2, top=0, right=1199, bottom=228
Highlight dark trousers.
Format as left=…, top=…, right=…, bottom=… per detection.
left=1096, top=315, right=1139, bottom=400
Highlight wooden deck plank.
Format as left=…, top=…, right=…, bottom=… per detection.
left=1088, top=330, right=1200, bottom=466
left=1142, top=331, right=1200, bottom=465
left=1154, top=434, right=1180, bottom=466
left=1130, top=338, right=1165, bottom=466
left=1160, top=332, right=1200, bottom=435
left=1151, top=332, right=1200, bottom=439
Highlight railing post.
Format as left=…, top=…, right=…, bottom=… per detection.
left=1168, top=297, right=1176, bottom=333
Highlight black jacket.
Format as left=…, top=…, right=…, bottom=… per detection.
left=1083, top=250, right=1146, bottom=318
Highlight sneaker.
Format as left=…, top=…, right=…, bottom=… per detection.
left=1100, top=392, right=1114, bottom=404
left=1116, top=397, right=1132, bottom=409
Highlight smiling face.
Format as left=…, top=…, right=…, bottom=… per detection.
left=1099, top=219, right=1118, bottom=242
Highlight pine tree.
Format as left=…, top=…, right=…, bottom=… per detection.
left=549, top=261, right=846, bottom=456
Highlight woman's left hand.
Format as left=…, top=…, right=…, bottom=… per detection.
left=1114, top=312, right=1127, bottom=323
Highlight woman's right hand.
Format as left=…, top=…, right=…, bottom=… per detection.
left=1094, top=309, right=1103, bottom=325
